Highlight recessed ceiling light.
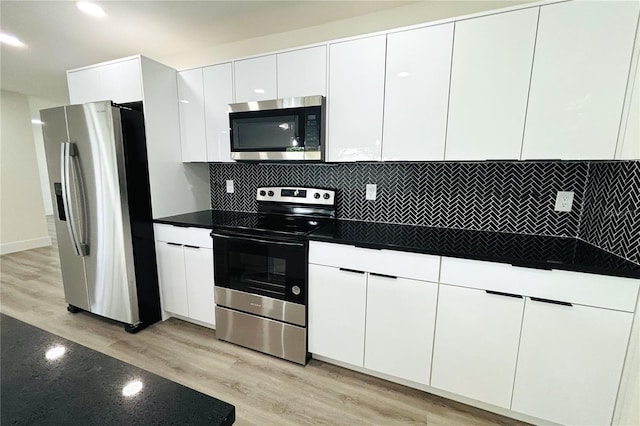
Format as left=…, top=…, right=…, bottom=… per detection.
left=76, top=1, right=106, bottom=17
left=253, top=89, right=265, bottom=94
left=397, top=71, right=410, bottom=78
left=0, top=32, right=26, bottom=48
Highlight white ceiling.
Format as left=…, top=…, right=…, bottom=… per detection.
left=1, top=1, right=531, bottom=102
left=1, top=1, right=417, bottom=100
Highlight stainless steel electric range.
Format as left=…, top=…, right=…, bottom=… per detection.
left=211, top=186, right=336, bottom=365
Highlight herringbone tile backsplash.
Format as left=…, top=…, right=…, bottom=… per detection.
left=209, top=161, right=639, bottom=264
left=580, top=161, right=640, bottom=265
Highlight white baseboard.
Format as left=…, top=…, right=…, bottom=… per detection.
left=0, top=236, right=52, bottom=255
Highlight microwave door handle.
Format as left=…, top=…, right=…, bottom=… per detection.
left=212, top=233, right=305, bottom=247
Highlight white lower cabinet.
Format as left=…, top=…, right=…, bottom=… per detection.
left=511, top=298, right=634, bottom=426
left=431, top=284, right=524, bottom=408
left=183, top=246, right=215, bottom=325
left=364, top=275, right=437, bottom=385
left=156, top=241, right=189, bottom=317
left=154, top=224, right=215, bottom=327
left=308, top=264, right=367, bottom=366
left=309, top=242, right=440, bottom=384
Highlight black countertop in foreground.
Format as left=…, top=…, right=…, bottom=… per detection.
left=0, top=314, right=235, bottom=426
left=155, top=209, right=640, bottom=279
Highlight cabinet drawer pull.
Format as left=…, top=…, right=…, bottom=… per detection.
left=339, top=268, right=365, bottom=274
left=370, top=272, right=397, bottom=279
left=530, top=297, right=572, bottom=307
left=485, top=290, right=523, bottom=299
left=167, top=242, right=182, bottom=247
left=184, top=245, right=200, bottom=249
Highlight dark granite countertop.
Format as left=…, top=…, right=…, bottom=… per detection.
left=0, top=314, right=235, bottom=426
left=154, top=209, right=640, bottom=279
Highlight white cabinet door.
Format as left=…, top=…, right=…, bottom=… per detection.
left=618, top=62, right=640, bottom=160
left=156, top=242, right=189, bottom=317
left=364, top=275, right=437, bottom=385
left=234, top=55, right=277, bottom=102
left=277, top=46, right=327, bottom=98
left=431, top=285, right=524, bottom=408
left=522, top=1, right=640, bottom=160
left=383, top=24, right=453, bottom=161
left=327, top=36, right=386, bottom=162
left=445, top=8, right=538, bottom=160
left=512, top=299, right=634, bottom=426
left=101, top=58, right=143, bottom=104
left=308, top=264, right=367, bottom=366
left=203, top=63, right=234, bottom=162
left=177, top=68, right=206, bottom=162
left=67, top=67, right=103, bottom=104
left=183, top=246, right=215, bottom=326
left=67, top=58, right=142, bottom=104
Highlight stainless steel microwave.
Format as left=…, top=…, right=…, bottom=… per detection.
left=228, top=95, right=325, bottom=161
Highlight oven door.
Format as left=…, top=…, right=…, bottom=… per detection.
left=212, top=232, right=307, bottom=305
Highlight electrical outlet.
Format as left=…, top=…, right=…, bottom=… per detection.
left=366, top=184, right=377, bottom=201
left=226, top=180, right=235, bottom=194
left=554, top=191, right=574, bottom=212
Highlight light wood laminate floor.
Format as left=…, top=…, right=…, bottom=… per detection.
left=0, top=217, right=526, bottom=425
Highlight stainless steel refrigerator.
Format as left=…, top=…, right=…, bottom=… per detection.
left=41, top=101, right=161, bottom=333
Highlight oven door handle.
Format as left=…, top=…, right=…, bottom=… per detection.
left=212, top=232, right=305, bottom=247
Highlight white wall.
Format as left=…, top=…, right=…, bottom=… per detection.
left=28, top=95, right=68, bottom=216
left=162, top=0, right=535, bottom=70
left=0, top=90, right=51, bottom=254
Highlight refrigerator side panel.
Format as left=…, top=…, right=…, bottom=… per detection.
left=65, top=102, right=139, bottom=324
left=40, top=106, right=90, bottom=311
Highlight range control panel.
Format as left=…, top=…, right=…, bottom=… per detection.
left=256, top=187, right=335, bottom=205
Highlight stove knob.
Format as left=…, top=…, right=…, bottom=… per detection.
left=259, top=190, right=266, bottom=196
left=323, top=193, right=330, bottom=200
left=292, top=286, right=301, bottom=296
left=314, top=193, right=321, bottom=199
left=268, top=190, right=274, bottom=197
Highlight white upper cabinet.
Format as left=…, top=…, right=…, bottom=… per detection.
left=234, top=55, right=277, bottom=102
left=327, top=35, right=387, bottom=162
left=522, top=1, right=640, bottom=160
left=512, top=299, right=634, bottom=425
left=445, top=8, right=538, bottom=161
left=68, top=66, right=102, bottom=104
left=277, top=46, right=327, bottom=98
left=67, top=57, right=142, bottom=104
left=617, top=61, right=640, bottom=160
left=177, top=68, right=206, bottom=162
left=203, top=63, right=234, bottom=162
left=382, top=24, right=453, bottom=161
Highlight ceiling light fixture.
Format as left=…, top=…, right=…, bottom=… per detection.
left=32, top=119, right=45, bottom=125
left=253, top=89, right=265, bottom=94
left=76, top=1, right=106, bottom=18
left=0, top=32, right=26, bottom=48
left=397, top=71, right=410, bottom=78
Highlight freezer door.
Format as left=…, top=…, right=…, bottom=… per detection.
left=40, top=106, right=90, bottom=311
left=65, top=102, right=139, bottom=324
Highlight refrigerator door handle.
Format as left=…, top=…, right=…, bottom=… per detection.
left=60, top=142, right=88, bottom=256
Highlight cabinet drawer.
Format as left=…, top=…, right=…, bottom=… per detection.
left=309, top=241, right=439, bottom=282
left=440, top=257, right=639, bottom=312
left=154, top=224, right=213, bottom=248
